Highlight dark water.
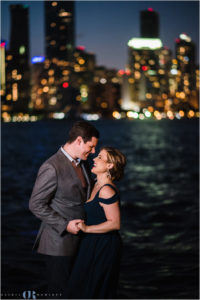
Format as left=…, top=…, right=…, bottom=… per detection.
left=1, top=119, right=199, bottom=299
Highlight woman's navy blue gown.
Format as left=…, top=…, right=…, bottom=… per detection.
left=66, top=184, right=122, bottom=299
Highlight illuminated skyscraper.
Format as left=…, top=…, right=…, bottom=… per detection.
left=127, top=38, right=171, bottom=109
left=140, top=8, right=159, bottom=38
left=45, top=1, right=75, bottom=61
left=175, top=33, right=196, bottom=91
left=0, top=41, right=6, bottom=97
left=172, top=33, right=198, bottom=112
left=124, top=8, right=172, bottom=111
left=5, top=4, right=30, bottom=113
left=40, top=1, right=77, bottom=115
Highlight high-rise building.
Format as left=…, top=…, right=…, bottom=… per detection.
left=30, top=56, right=73, bottom=114
left=88, top=67, right=121, bottom=115
left=175, top=33, right=196, bottom=91
left=140, top=8, right=159, bottom=38
left=10, top=4, right=30, bottom=61
left=127, top=40, right=172, bottom=109
left=5, top=4, right=30, bottom=112
left=45, top=1, right=75, bottom=61
left=0, top=41, right=6, bottom=97
left=124, top=8, right=173, bottom=112
left=38, top=0, right=77, bottom=116
left=173, top=33, right=198, bottom=112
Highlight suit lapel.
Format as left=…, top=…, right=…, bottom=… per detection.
left=58, top=149, right=91, bottom=200
left=81, top=162, right=91, bottom=200
left=58, top=149, right=84, bottom=194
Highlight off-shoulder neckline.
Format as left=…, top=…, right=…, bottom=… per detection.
left=85, top=184, right=118, bottom=204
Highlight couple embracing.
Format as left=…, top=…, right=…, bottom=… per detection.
left=29, top=121, right=126, bottom=299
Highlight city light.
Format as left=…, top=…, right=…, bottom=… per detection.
left=180, top=33, right=191, bottom=42
left=19, top=46, right=26, bottom=55
left=100, top=78, right=107, bottom=84
left=154, top=110, right=162, bottom=120
left=188, top=110, right=195, bottom=118
left=146, top=93, right=152, bottom=99
left=0, top=42, right=6, bottom=48
left=128, top=38, right=163, bottom=50
left=127, top=111, right=138, bottom=119
left=31, top=56, right=45, bottom=64
left=101, top=102, right=108, bottom=108
left=112, top=111, right=122, bottom=119
left=80, top=85, right=88, bottom=102
left=49, top=97, right=57, bottom=105
left=175, top=112, right=181, bottom=119
left=62, top=82, right=69, bottom=88
left=148, top=70, right=156, bottom=75
left=118, top=70, right=125, bottom=75
left=2, top=3, right=199, bottom=123
left=2, top=112, right=11, bottom=122
left=76, top=46, right=85, bottom=51
left=167, top=111, right=174, bottom=119
left=78, top=58, right=85, bottom=65
left=59, top=11, right=71, bottom=17
left=12, top=83, right=18, bottom=101
left=139, top=113, right=145, bottom=120
left=179, top=110, right=185, bottom=117
left=81, top=113, right=100, bottom=121
left=142, top=66, right=148, bottom=71
left=53, top=113, right=65, bottom=119
left=144, top=111, right=151, bottom=118
left=171, top=69, right=178, bottom=75
left=43, top=86, right=49, bottom=93
left=128, top=78, right=134, bottom=84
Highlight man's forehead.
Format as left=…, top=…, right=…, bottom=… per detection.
left=87, top=137, right=98, bottom=146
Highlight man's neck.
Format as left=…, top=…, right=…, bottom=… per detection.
left=63, top=143, right=77, bottom=160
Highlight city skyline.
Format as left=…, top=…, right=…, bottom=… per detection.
left=1, top=0, right=199, bottom=70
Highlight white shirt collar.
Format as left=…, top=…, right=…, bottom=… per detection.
left=61, top=147, right=81, bottom=166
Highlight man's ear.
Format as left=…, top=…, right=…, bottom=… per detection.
left=76, top=136, right=83, bottom=145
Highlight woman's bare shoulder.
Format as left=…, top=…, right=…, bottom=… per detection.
left=99, top=185, right=116, bottom=199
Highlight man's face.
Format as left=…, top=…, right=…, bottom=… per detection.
left=78, top=136, right=98, bottom=160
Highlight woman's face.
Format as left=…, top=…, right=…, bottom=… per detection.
left=91, top=149, right=111, bottom=175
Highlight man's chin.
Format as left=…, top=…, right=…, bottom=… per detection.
left=81, top=155, right=88, bottom=160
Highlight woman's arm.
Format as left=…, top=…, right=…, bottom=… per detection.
left=78, top=186, right=121, bottom=233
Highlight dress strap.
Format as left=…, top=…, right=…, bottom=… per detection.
left=98, top=184, right=119, bottom=205
left=98, top=184, right=118, bottom=194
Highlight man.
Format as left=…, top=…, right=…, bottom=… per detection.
left=29, top=121, right=99, bottom=298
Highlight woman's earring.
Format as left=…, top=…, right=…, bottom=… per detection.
left=107, top=169, right=111, bottom=178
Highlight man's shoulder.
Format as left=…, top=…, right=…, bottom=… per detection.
left=41, top=149, right=65, bottom=169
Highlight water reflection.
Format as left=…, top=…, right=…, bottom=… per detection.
left=1, top=119, right=199, bottom=299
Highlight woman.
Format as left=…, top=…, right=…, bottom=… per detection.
left=65, top=146, right=126, bottom=299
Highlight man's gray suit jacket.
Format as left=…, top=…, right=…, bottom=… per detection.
left=29, top=148, right=92, bottom=256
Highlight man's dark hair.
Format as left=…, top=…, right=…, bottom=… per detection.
left=68, top=121, right=99, bottom=143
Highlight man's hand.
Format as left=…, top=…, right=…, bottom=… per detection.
left=66, top=219, right=84, bottom=234
left=77, top=221, right=88, bottom=233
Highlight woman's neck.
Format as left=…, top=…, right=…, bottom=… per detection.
left=95, top=174, right=113, bottom=188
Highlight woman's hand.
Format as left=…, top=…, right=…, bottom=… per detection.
left=77, top=221, right=88, bottom=232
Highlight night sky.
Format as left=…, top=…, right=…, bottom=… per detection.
left=1, top=0, right=199, bottom=70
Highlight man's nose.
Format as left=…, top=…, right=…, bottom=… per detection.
left=91, top=147, right=95, bottom=154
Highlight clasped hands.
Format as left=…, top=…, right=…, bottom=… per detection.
left=66, top=219, right=87, bottom=234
